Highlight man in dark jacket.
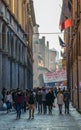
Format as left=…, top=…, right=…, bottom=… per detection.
left=42, top=88, right=47, bottom=114
left=28, top=91, right=34, bottom=119
left=46, top=89, right=54, bottom=114
left=63, top=89, right=70, bottom=114
left=15, top=89, right=24, bottom=119
left=37, top=89, right=42, bottom=114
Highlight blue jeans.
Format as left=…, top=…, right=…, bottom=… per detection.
left=16, top=104, right=22, bottom=118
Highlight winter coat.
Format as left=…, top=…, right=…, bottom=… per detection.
left=57, top=93, right=64, bottom=105
left=15, top=93, right=24, bottom=111
left=42, top=91, right=46, bottom=101
left=37, top=91, right=42, bottom=104
left=63, top=91, right=70, bottom=103
left=28, top=94, right=34, bottom=104
left=6, top=94, right=12, bottom=103
left=46, top=92, right=54, bottom=106
left=16, top=93, right=24, bottom=106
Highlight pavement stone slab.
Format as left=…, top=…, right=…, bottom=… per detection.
left=0, top=103, right=81, bottom=130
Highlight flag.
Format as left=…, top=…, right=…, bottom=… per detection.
left=68, top=0, right=72, bottom=10
left=58, top=36, right=66, bottom=47
left=61, top=51, right=67, bottom=58
left=59, top=0, right=72, bottom=31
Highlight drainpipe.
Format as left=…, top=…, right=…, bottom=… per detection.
left=76, top=32, right=79, bottom=111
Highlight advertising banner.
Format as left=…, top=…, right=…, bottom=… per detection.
left=43, top=69, right=67, bottom=83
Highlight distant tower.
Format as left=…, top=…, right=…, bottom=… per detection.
left=45, top=41, right=49, bottom=68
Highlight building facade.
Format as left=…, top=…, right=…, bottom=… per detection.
left=63, top=0, right=81, bottom=112
left=45, top=41, right=49, bottom=69
left=48, top=49, right=57, bottom=72
left=0, top=0, right=36, bottom=94
left=33, top=24, right=39, bottom=88
left=33, top=32, right=59, bottom=88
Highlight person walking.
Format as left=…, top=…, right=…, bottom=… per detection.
left=6, top=91, right=13, bottom=113
left=2, top=88, right=6, bottom=101
left=63, top=89, right=70, bottom=114
left=15, top=89, right=23, bottom=119
left=57, top=89, right=64, bottom=114
left=28, top=91, right=34, bottom=119
left=46, top=89, right=54, bottom=115
left=37, top=89, right=42, bottom=114
left=23, top=92, right=27, bottom=112
left=42, top=88, right=47, bottom=114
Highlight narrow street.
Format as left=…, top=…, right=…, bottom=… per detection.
left=0, top=1, right=81, bottom=129
left=0, top=102, right=81, bottom=130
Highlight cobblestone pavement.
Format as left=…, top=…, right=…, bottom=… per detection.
left=0, top=103, right=81, bottom=130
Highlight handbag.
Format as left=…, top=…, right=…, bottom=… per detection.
left=52, top=103, right=56, bottom=108
left=3, top=103, right=7, bottom=109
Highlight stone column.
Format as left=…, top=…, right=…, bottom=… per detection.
left=0, top=53, right=2, bottom=96
left=5, top=26, right=8, bottom=53
left=0, top=20, right=2, bottom=97
left=12, top=62, right=15, bottom=89
left=20, top=43, right=22, bottom=63
left=25, top=68, right=27, bottom=89
left=0, top=20, right=2, bottom=50
left=4, top=27, right=10, bottom=90
left=13, top=35, right=16, bottom=59
left=15, top=62, right=18, bottom=88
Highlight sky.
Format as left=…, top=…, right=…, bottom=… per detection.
left=33, top=0, right=63, bottom=52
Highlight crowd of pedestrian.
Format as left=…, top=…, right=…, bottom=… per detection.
left=1, top=87, right=70, bottom=120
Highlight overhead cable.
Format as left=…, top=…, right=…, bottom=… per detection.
left=0, top=32, right=63, bottom=35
